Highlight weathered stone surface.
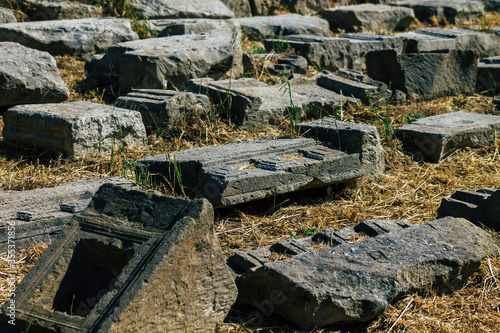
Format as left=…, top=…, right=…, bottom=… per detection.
left=267, top=55, right=308, bottom=76
left=137, top=138, right=364, bottom=208
left=0, top=182, right=237, bottom=332
left=0, top=6, right=16, bottom=23
left=188, top=75, right=354, bottom=128
left=130, top=0, right=235, bottom=19
left=298, top=118, right=385, bottom=178
left=236, top=217, right=500, bottom=328
left=0, top=177, right=131, bottom=251
left=495, top=97, right=500, bottom=111
left=0, top=18, right=138, bottom=60
left=476, top=56, right=500, bottom=95
left=94, top=30, right=243, bottom=93
left=438, top=188, right=500, bottom=230
left=0, top=42, right=69, bottom=107
left=322, top=4, right=415, bottom=32
left=390, top=0, right=485, bottom=23
left=366, top=49, right=478, bottom=100
left=250, top=0, right=331, bottom=16
left=24, top=0, right=101, bottom=21
left=114, top=89, right=210, bottom=134
left=2, top=101, right=147, bottom=156
left=147, top=18, right=239, bottom=37
left=394, top=111, right=500, bottom=162
left=221, top=0, right=252, bottom=17
left=236, top=14, right=330, bottom=41
left=264, top=34, right=403, bottom=71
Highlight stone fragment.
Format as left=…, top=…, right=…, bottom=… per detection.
left=114, top=89, right=210, bottom=134
left=250, top=0, right=331, bottom=16
left=91, top=30, right=243, bottom=93
left=188, top=75, right=354, bottom=128
left=484, top=0, right=500, bottom=10
left=24, top=0, right=101, bottom=21
left=221, top=0, right=252, bottom=17
left=0, top=6, right=16, bottom=23
left=264, top=34, right=403, bottom=71
left=394, top=111, right=500, bottom=162
left=366, top=49, right=478, bottom=100
left=0, top=177, right=131, bottom=251
left=137, top=138, right=364, bottom=208
left=2, top=101, right=147, bottom=156
left=438, top=188, right=500, bottom=230
left=267, top=55, right=308, bottom=76
left=147, top=18, right=239, bottom=37
left=0, top=182, right=237, bottom=332
left=298, top=118, right=385, bottom=178
left=322, top=4, right=415, bottom=32
left=0, top=42, right=69, bottom=107
left=236, top=14, right=330, bottom=41
left=130, top=0, right=235, bottom=19
left=494, top=97, right=500, bottom=111
left=476, top=56, right=500, bottom=95
left=236, top=217, right=500, bottom=328
left=390, top=0, right=485, bottom=23
left=0, top=18, right=138, bottom=60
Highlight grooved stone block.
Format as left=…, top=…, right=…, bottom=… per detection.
left=137, top=138, right=364, bottom=208
left=0, top=18, right=138, bottom=60
left=476, top=56, right=500, bottom=95
left=147, top=18, right=239, bottom=37
left=437, top=188, right=500, bottom=230
left=236, top=217, right=500, bottom=328
left=390, top=0, right=485, bottom=23
left=114, top=89, right=210, bottom=134
left=0, top=182, right=237, bottom=332
left=2, top=101, right=147, bottom=157
left=394, top=111, right=500, bottom=162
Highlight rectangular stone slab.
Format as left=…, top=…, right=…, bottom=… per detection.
left=394, top=111, right=500, bottom=162
left=137, top=138, right=363, bottom=207
left=2, top=101, right=147, bottom=156
left=476, top=56, right=500, bottom=95
left=235, top=217, right=500, bottom=329
left=0, top=182, right=237, bottom=332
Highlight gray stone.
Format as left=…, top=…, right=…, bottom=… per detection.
left=484, top=0, right=500, bottom=10
left=494, top=97, right=500, bottom=111
left=390, top=0, right=485, bottom=23
left=221, top=0, right=252, bottom=17
left=0, top=182, right=237, bottom=332
left=137, top=138, right=364, bottom=208
left=264, top=34, right=403, bottom=71
left=2, top=101, right=147, bottom=157
left=438, top=188, right=500, bottom=230
left=0, top=177, right=131, bottom=251
left=298, top=118, right=385, bottom=178
left=188, top=75, right=354, bottom=128
left=394, top=111, right=500, bottom=162
left=322, top=4, right=415, bottom=32
left=476, top=56, right=500, bottom=95
left=114, top=89, right=210, bottom=134
left=24, top=0, right=101, bottom=21
left=130, top=0, right=235, bottom=19
left=366, top=49, right=478, bottom=100
left=0, top=6, right=16, bottom=23
left=0, top=18, right=139, bottom=60
left=236, top=217, right=500, bottom=328
left=147, top=18, right=240, bottom=37
left=250, top=0, right=331, bottom=16
left=267, top=55, right=308, bottom=76
left=236, top=14, right=330, bottom=41
left=0, top=42, right=69, bottom=107
left=98, top=30, right=243, bottom=93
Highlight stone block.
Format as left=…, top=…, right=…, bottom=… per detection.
left=0, top=42, right=69, bottom=107
left=236, top=14, right=330, bottom=41
left=437, top=188, right=500, bottom=230
left=147, top=18, right=239, bottom=37
left=114, top=89, right=210, bottom=134
left=0, top=177, right=131, bottom=251
left=390, top=0, right=485, bottom=23
left=298, top=118, right=385, bottom=178
left=322, top=4, right=415, bottom=32
left=250, top=0, right=331, bottom=16
left=0, top=6, right=16, bottom=23
left=394, top=111, right=500, bottom=162
left=235, top=217, right=500, bottom=328
left=0, top=182, right=237, bottom=332
left=188, top=75, right=354, bottom=128
left=476, top=56, right=500, bottom=95
left=0, top=18, right=138, bottom=60
left=264, top=34, right=403, bottom=71
left=220, top=0, right=252, bottom=17
left=24, top=0, right=102, bottom=21
left=494, top=97, right=500, bottom=111
left=137, top=138, right=364, bottom=208
left=366, top=49, right=478, bottom=100
left=2, top=101, right=147, bottom=157
left=130, top=0, right=234, bottom=19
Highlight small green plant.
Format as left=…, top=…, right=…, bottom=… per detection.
left=371, top=98, right=393, bottom=141
left=403, top=111, right=423, bottom=124
left=270, top=37, right=291, bottom=54
left=290, top=232, right=298, bottom=240
left=280, top=79, right=301, bottom=135
left=300, top=227, right=317, bottom=237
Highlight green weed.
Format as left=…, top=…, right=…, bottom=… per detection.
left=403, top=111, right=423, bottom=124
